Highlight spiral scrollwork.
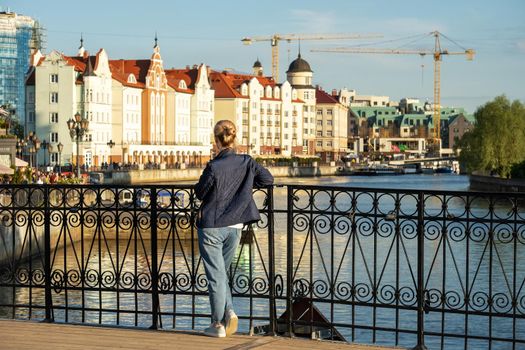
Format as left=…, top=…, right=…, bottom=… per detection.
left=174, top=272, right=191, bottom=292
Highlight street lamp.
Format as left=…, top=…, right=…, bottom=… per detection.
left=47, top=143, right=53, bottom=172
left=67, top=112, right=89, bottom=178
left=107, top=139, right=115, bottom=166
left=25, top=132, right=40, bottom=168
left=41, top=139, right=48, bottom=169
left=57, top=142, right=63, bottom=175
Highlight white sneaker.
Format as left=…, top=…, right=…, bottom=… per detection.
left=224, top=310, right=238, bottom=336
left=204, top=322, right=226, bottom=338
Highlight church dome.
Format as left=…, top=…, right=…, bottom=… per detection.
left=253, top=59, right=262, bottom=68
left=287, top=53, right=312, bottom=73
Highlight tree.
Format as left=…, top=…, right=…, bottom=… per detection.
left=456, top=95, right=525, bottom=177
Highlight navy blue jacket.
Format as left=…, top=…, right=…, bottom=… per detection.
left=195, top=148, right=274, bottom=228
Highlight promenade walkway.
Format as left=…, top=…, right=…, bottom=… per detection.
left=0, top=320, right=401, bottom=350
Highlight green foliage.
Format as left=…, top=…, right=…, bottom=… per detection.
left=510, top=161, right=525, bottom=179
left=456, top=95, right=525, bottom=177
left=11, top=167, right=23, bottom=184
left=56, top=176, right=83, bottom=184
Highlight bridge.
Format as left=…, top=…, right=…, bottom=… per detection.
left=1, top=319, right=398, bottom=350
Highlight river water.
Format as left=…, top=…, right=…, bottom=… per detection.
left=1, top=174, right=524, bottom=349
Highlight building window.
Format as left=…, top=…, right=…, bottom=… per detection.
left=316, top=131, right=322, bottom=137
left=317, top=109, right=323, bottom=115
left=50, top=113, right=58, bottom=123
left=303, top=128, right=308, bottom=134
left=316, top=141, right=322, bottom=147
left=50, top=153, right=58, bottom=163
left=50, top=92, right=59, bottom=103
left=327, top=109, right=333, bottom=115
left=50, top=132, right=58, bottom=142
left=327, top=131, right=333, bottom=137
left=327, top=120, right=332, bottom=126
left=28, top=112, right=35, bottom=122
left=317, top=120, right=322, bottom=126
left=326, top=141, right=333, bottom=147
left=50, top=74, right=58, bottom=83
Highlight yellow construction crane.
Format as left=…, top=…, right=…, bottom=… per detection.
left=311, top=31, right=475, bottom=142
left=241, top=33, right=382, bottom=82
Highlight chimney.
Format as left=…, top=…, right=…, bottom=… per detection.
left=332, top=89, right=338, bottom=96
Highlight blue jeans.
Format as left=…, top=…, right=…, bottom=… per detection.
left=198, top=226, right=242, bottom=323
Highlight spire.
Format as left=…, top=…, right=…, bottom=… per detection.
left=154, top=31, right=158, bottom=48
left=298, top=39, right=301, bottom=58
left=77, top=33, right=85, bottom=57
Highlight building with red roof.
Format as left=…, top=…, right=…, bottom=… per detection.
left=210, top=59, right=305, bottom=157
left=25, top=39, right=214, bottom=169
left=314, top=87, right=349, bottom=163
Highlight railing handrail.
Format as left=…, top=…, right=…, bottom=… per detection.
left=0, top=184, right=523, bottom=349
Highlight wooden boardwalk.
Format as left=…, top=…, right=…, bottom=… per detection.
left=0, top=319, right=403, bottom=350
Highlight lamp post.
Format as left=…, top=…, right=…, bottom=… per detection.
left=47, top=143, right=53, bottom=172
left=106, top=139, right=115, bottom=166
left=41, top=139, right=48, bottom=169
left=67, top=112, right=89, bottom=178
left=57, top=142, right=63, bottom=175
left=16, top=140, right=22, bottom=158
left=26, top=132, right=40, bottom=168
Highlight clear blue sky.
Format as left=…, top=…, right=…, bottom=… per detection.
left=6, top=0, right=525, bottom=112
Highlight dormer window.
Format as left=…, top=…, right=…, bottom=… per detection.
left=241, top=83, right=248, bottom=96
left=179, top=80, right=187, bottom=89
left=127, top=74, right=137, bottom=83
left=266, top=86, right=272, bottom=98
left=274, top=87, right=280, bottom=99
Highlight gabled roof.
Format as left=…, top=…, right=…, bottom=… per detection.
left=109, top=59, right=150, bottom=86
left=209, top=71, right=276, bottom=99
left=316, top=87, right=339, bottom=104
left=108, top=59, right=149, bottom=88
left=164, top=68, right=200, bottom=93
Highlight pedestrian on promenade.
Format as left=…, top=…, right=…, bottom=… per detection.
left=195, top=120, right=274, bottom=338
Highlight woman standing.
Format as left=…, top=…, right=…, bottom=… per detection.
left=195, top=120, right=274, bottom=337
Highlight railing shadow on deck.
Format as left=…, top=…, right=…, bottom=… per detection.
left=0, top=184, right=524, bottom=350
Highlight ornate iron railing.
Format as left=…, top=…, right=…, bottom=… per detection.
left=0, top=184, right=524, bottom=349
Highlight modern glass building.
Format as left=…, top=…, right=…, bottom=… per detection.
left=0, top=10, right=44, bottom=121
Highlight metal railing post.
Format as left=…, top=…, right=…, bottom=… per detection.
left=412, top=191, right=427, bottom=350
left=150, top=187, right=159, bottom=329
left=286, top=185, right=294, bottom=337
left=267, top=186, right=276, bottom=335
left=43, top=185, right=53, bottom=322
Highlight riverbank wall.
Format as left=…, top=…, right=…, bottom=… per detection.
left=109, top=165, right=341, bottom=184
left=469, top=173, right=525, bottom=192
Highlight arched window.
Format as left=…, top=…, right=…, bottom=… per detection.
left=179, top=80, right=187, bottom=89
left=274, top=87, right=280, bottom=99
left=241, top=83, right=248, bottom=96
left=127, top=74, right=136, bottom=83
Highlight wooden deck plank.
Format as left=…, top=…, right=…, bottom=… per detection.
left=0, top=319, right=403, bottom=350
